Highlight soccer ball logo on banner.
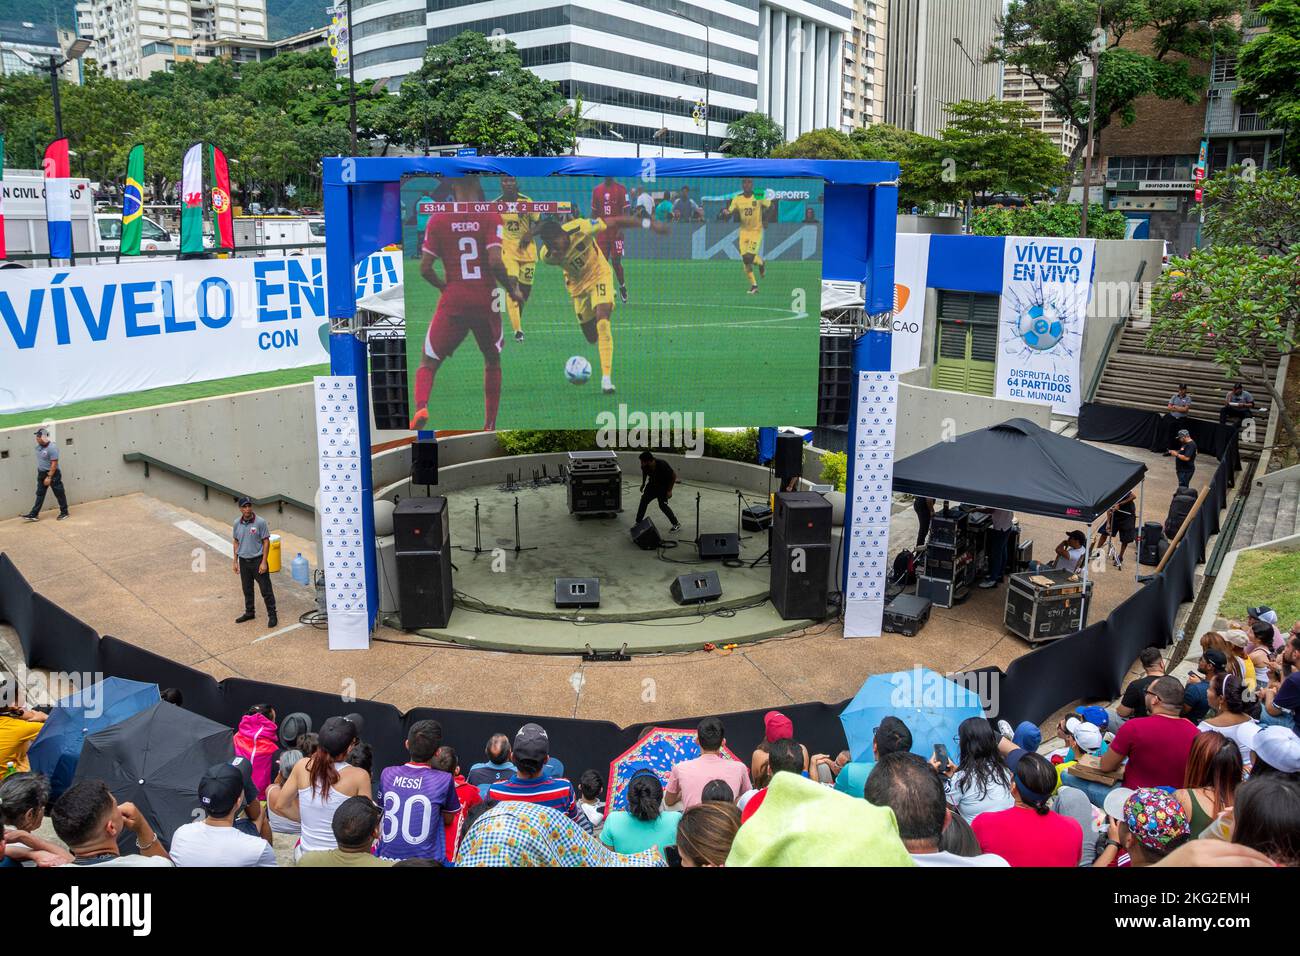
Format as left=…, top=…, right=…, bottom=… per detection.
left=1015, top=303, right=1063, bottom=351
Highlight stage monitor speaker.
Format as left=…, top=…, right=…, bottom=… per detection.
left=1139, top=522, right=1165, bottom=566
left=393, top=496, right=449, bottom=553
left=697, top=532, right=740, bottom=561
left=369, top=335, right=409, bottom=432
left=630, top=519, right=661, bottom=550
left=772, top=491, right=833, bottom=548
left=671, top=570, right=722, bottom=605
left=411, top=438, right=439, bottom=486
left=774, top=432, right=804, bottom=481
left=769, top=543, right=830, bottom=619
left=554, top=577, right=600, bottom=609
left=742, top=505, right=773, bottom=532
left=397, top=550, right=453, bottom=629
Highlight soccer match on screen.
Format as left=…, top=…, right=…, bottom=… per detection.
left=400, top=174, right=823, bottom=430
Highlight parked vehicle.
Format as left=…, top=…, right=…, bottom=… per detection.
left=93, top=212, right=178, bottom=256
left=233, top=215, right=325, bottom=257
left=1, top=171, right=96, bottom=263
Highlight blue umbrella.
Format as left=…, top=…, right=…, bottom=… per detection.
left=840, top=669, right=986, bottom=763
left=28, top=677, right=160, bottom=799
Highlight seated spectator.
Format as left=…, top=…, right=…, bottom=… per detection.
left=1051, top=786, right=1104, bottom=866
left=865, top=752, right=1007, bottom=867
left=1175, top=730, right=1241, bottom=838
left=0, top=673, right=47, bottom=773
left=937, top=806, right=984, bottom=859
left=467, top=733, right=516, bottom=796
left=740, top=737, right=803, bottom=822
left=0, top=772, right=71, bottom=867
left=675, top=802, right=741, bottom=868
left=51, top=779, right=173, bottom=867
left=296, top=796, right=392, bottom=867
left=170, top=759, right=276, bottom=867
left=233, top=703, right=279, bottom=802
left=1230, top=774, right=1300, bottom=867
left=602, top=769, right=679, bottom=857
left=457, top=802, right=664, bottom=868
left=271, top=715, right=372, bottom=858
left=1111, top=647, right=1165, bottom=727
left=1246, top=605, right=1285, bottom=652
left=726, top=772, right=913, bottom=866
left=159, top=688, right=184, bottom=707
left=376, top=719, right=460, bottom=864
left=1249, top=725, right=1300, bottom=779
left=575, top=769, right=605, bottom=833
left=265, top=749, right=304, bottom=836
left=808, top=750, right=851, bottom=786
left=278, top=711, right=312, bottom=750
left=1183, top=649, right=1228, bottom=723
left=938, top=717, right=1013, bottom=824
left=1048, top=717, right=1105, bottom=789
left=835, top=715, right=912, bottom=798
left=1221, top=629, right=1258, bottom=689
left=750, top=711, right=809, bottom=783
left=434, top=745, right=482, bottom=862
left=1092, top=788, right=1190, bottom=867
left=1247, top=622, right=1275, bottom=688
left=664, top=717, right=751, bottom=810
left=1197, top=672, right=1260, bottom=765
left=1261, top=630, right=1300, bottom=730
left=971, top=752, right=1082, bottom=867
left=487, top=724, right=591, bottom=832
left=346, top=741, right=373, bottom=775
left=701, top=779, right=736, bottom=804
left=1066, top=676, right=1198, bottom=807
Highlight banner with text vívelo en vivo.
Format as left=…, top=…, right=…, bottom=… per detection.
left=0, top=253, right=399, bottom=414
left=995, top=236, right=1096, bottom=417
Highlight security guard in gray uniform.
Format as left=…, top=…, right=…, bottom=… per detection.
left=22, top=428, right=69, bottom=521
left=233, top=496, right=277, bottom=627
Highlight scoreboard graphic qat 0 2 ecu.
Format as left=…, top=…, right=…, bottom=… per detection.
left=399, top=173, right=823, bottom=431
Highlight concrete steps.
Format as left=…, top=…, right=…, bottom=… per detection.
left=1232, top=477, right=1300, bottom=548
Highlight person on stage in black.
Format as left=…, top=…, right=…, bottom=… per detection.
left=913, top=497, right=935, bottom=548
left=635, top=451, right=680, bottom=532
left=1168, top=429, right=1197, bottom=488
left=1094, top=489, right=1138, bottom=570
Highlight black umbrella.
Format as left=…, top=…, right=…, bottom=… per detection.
left=73, top=701, right=233, bottom=851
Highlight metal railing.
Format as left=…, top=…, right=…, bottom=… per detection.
left=1085, top=259, right=1147, bottom=403
left=122, top=452, right=314, bottom=515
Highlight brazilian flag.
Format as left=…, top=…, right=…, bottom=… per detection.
left=120, top=144, right=145, bottom=256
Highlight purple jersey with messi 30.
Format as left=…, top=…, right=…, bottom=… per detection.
left=377, top=763, right=462, bottom=862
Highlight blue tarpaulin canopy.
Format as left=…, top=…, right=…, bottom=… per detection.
left=840, top=668, right=986, bottom=763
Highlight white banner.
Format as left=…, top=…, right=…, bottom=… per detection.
left=0, top=252, right=400, bottom=413
left=995, top=236, right=1095, bottom=416
left=844, top=371, right=898, bottom=638
left=891, top=233, right=930, bottom=373
left=315, top=377, right=370, bottom=650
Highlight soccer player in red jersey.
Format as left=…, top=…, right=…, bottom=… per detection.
left=409, top=178, right=521, bottom=432
left=591, top=177, right=630, bottom=302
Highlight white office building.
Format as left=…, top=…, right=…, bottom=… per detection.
left=76, top=0, right=268, bottom=79
left=352, top=0, right=852, bottom=157
left=841, top=0, right=887, bottom=129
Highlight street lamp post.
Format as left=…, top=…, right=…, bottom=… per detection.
left=952, top=37, right=977, bottom=88
left=18, top=38, right=91, bottom=140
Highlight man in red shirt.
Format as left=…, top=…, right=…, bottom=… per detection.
left=591, top=177, right=630, bottom=302
left=409, top=177, right=521, bottom=432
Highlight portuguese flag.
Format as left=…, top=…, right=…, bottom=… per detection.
left=120, top=144, right=145, bottom=256
left=209, top=143, right=233, bottom=252
left=179, top=142, right=204, bottom=255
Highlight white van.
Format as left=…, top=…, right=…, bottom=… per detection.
left=1, top=172, right=95, bottom=263
left=93, top=212, right=178, bottom=256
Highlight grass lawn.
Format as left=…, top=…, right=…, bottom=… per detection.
left=0, top=365, right=328, bottom=429
left=1219, top=547, right=1300, bottom=628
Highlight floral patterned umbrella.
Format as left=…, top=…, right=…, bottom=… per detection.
left=606, top=727, right=742, bottom=816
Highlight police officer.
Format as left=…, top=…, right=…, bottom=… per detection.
left=22, top=428, right=69, bottom=522
left=233, top=496, right=277, bottom=628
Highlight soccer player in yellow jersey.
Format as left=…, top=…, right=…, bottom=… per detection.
left=534, top=214, right=667, bottom=394
left=495, top=176, right=537, bottom=342
left=726, top=177, right=772, bottom=294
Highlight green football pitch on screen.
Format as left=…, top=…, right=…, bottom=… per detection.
left=400, top=173, right=823, bottom=431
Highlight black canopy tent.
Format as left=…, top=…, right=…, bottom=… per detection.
left=892, top=419, right=1149, bottom=611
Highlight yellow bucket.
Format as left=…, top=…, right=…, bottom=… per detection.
left=267, top=534, right=282, bottom=573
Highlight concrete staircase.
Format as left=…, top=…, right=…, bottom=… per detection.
left=1233, top=467, right=1300, bottom=548
left=1094, top=317, right=1279, bottom=461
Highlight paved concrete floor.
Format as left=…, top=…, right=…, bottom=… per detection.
left=0, top=439, right=1206, bottom=726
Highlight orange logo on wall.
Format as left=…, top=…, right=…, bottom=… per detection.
left=894, top=284, right=911, bottom=313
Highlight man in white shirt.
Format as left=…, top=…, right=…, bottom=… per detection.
left=169, top=758, right=277, bottom=867
left=1029, top=530, right=1088, bottom=573
left=631, top=186, right=656, bottom=220
left=52, top=779, right=173, bottom=867
left=865, top=752, right=1008, bottom=867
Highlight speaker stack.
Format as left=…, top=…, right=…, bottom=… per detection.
left=411, top=437, right=439, bottom=486
left=394, top=496, right=453, bottom=629
left=769, top=491, right=831, bottom=620
left=774, top=431, right=805, bottom=487
left=369, top=336, right=409, bottom=432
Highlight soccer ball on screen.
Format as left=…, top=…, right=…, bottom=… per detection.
left=1016, top=304, right=1064, bottom=351
left=564, top=355, right=593, bottom=385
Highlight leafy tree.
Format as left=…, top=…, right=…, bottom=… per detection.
left=990, top=0, right=1244, bottom=196
left=849, top=123, right=948, bottom=209
left=933, top=99, right=1068, bottom=213
left=970, top=202, right=1126, bottom=238
left=722, top=111, right=786, bottom=157
left=1236, top=0, right=1300, bottom=166
left=1148, top=169, right=1300, bottom=453
left=770, top=127, right=859, bottom=160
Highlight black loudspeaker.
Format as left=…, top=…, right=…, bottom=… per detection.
left=554, top=577, right=600, bottom=609
left=1139, top=522, right=1165, bottom=566
left=671, top=570, right=722, bottom=605
left=393, top=496, right=449, bottom=553
left=630, top=519, right=661, bottom=550
left=770, top=543, right=830, bottom=619
left=772, top=491, right=833, bottom=548
left=774, top=432, right=804, bottom=481
left=369, top=335, right=409, bottom=432
left=697, top=532, right=740, bottom=560
left=411, top=438, right=439, bottom=486
left=397, top=551, right=454, bottom=628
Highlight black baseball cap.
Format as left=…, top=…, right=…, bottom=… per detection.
left=513, top=722, right=550, bottom=762
left=237, top=496, right=252, bottom=507
left=319, top=715, right=360, bottom=755
left=198, top=757, right=256, bottom=815
left=34, top=427, right=49, bottom=437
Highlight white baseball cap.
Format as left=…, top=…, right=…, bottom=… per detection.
left=1065, top=717, right=1103, bottom=754
left=1253, top=726, right=1300, bottom=774
left=1103, top=787, right=1136, bottom=823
